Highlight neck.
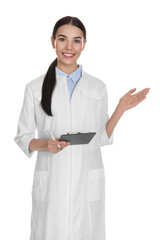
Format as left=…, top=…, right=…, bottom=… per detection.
left=56, top=59, right=78, bottom=75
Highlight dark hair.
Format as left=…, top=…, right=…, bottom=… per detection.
left=40, top=16, right=87, bottom=116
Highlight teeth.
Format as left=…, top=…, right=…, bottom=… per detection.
left=63, top=53, right=74, bottom=56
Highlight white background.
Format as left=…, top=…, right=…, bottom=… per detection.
left=0, top=0, right=162, bottom=239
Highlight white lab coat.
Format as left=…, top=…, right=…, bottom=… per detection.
left=14, top=65, right=113, bottom=240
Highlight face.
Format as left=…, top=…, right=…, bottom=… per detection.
left=51, top=24, right=86, bottom=66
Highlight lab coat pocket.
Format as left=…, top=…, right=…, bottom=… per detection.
left=87, top=168, right=105, bottom=201
left=32, top=170, right=49, bottom=202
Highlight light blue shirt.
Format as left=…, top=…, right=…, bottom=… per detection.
left=56, top=65, right=82, bottom=99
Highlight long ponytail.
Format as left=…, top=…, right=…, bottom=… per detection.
left=40, top=58, right=57, bottom=116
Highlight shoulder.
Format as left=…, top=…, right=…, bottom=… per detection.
left=83, top=70, right=106, bottom=90
left=26, top=73, right=46, bottom=93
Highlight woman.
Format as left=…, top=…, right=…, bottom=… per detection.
left=14, top=16, right=150, bottom=240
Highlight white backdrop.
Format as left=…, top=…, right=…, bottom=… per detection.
left=0, top=0, right=162, bottom=239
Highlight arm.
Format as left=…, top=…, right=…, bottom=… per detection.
left=106, top=88, right=150, bottom=137
left=29, top=138, right=70, bottom=153
left=14, top=83, right=69, bottom=157
left=106, top=104, right=124, bottom=137
left=29, top=138, right=49, bottom=151
left=14, top=83, right=37, bottom=158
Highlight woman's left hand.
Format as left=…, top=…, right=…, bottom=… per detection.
left=118, top=88, right=150, bottom=113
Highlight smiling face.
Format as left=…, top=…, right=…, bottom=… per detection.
left=51, top=24, right=86, bottom=71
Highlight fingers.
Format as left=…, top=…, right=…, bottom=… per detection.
left=59, top=140, right=71, bottom=149
left=135, top=88, right=150, bottom=100
left=136, top=88, right=150, bottom=95
left=135, top=95, right=147, bottom=106
left=47, top=139, right=70, bottom=154
left=126, top=88, right=136, bottom=96
left=142, top=88, right=150, bottom=97
left=55, top=140, right=70, bottom=150
left=134, top=88, right=150, bottom=106
left=126, top=88, right=150, bottom=99
left=55, top=137, right=70, bottom=148
left=55, top=141, right=70, bottom=153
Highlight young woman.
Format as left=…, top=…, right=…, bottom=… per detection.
left=14, top=16, right=150, bottom=240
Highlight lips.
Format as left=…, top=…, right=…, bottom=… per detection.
left=62, top=52, right=75, bottom=58
left=63, top=52, right=75, bottom=55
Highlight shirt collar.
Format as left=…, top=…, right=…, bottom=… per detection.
left=56, top=64, right=82, bottom=83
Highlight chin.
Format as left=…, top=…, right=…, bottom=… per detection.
left=59, top=57, right=78, bottom=65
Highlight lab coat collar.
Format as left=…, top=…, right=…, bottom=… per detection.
left=56, top=64, right=82, bottom=83
left=55, top=64, right=86, bottom=91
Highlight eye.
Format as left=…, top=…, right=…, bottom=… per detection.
left=74, top=40, right=81, bottom=43
left=59, top=38, right=66, bottom=41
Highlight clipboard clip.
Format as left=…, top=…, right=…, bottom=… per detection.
left=67, top=131, right=91, bottom=134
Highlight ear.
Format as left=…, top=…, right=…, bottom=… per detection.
left=51, top=36, right=55, bottom=49
left=82, top=40, right=87, bottom=51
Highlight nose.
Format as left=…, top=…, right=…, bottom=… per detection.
left=66, top=40, right=73, bottom=50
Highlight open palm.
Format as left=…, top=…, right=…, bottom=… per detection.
left=119, top=88, right=150, bottom=112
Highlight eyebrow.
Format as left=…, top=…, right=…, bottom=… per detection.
left=57, top=34, right=82, bottom=39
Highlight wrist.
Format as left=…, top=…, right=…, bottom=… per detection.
left=116, top=102, right=125, bottom=116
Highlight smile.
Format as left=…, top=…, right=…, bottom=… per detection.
left=62, top=52, right=75, bottom=58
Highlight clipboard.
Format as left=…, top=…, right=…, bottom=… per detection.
left=59, top=132, right=96, bottom=145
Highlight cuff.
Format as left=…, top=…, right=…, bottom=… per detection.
left=14, top=135, right=35, bottom=158
left=99, top=122, right=113, bottom=147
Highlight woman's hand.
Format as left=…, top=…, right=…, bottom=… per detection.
left=47, top=138, right=70, bottom=154
left=118, top=88, right=150, bottom=113
left=105, top=87, right=150, bottom=137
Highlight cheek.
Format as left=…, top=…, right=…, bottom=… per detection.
left=55, top=49, right=62, bottom=57
left=74, top=45, right=83, bottom=54
left=55, top=41, right=65, bottom=51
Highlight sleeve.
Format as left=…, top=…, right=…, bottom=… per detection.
left=99, top=84, right=113, bottom=147
left=14, top=83, right=37, bottom=158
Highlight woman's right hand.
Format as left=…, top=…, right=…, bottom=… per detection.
left=47, top=138, right=70, bottom=154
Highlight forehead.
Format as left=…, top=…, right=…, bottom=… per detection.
left=56, top=24, right=84, bottom=38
